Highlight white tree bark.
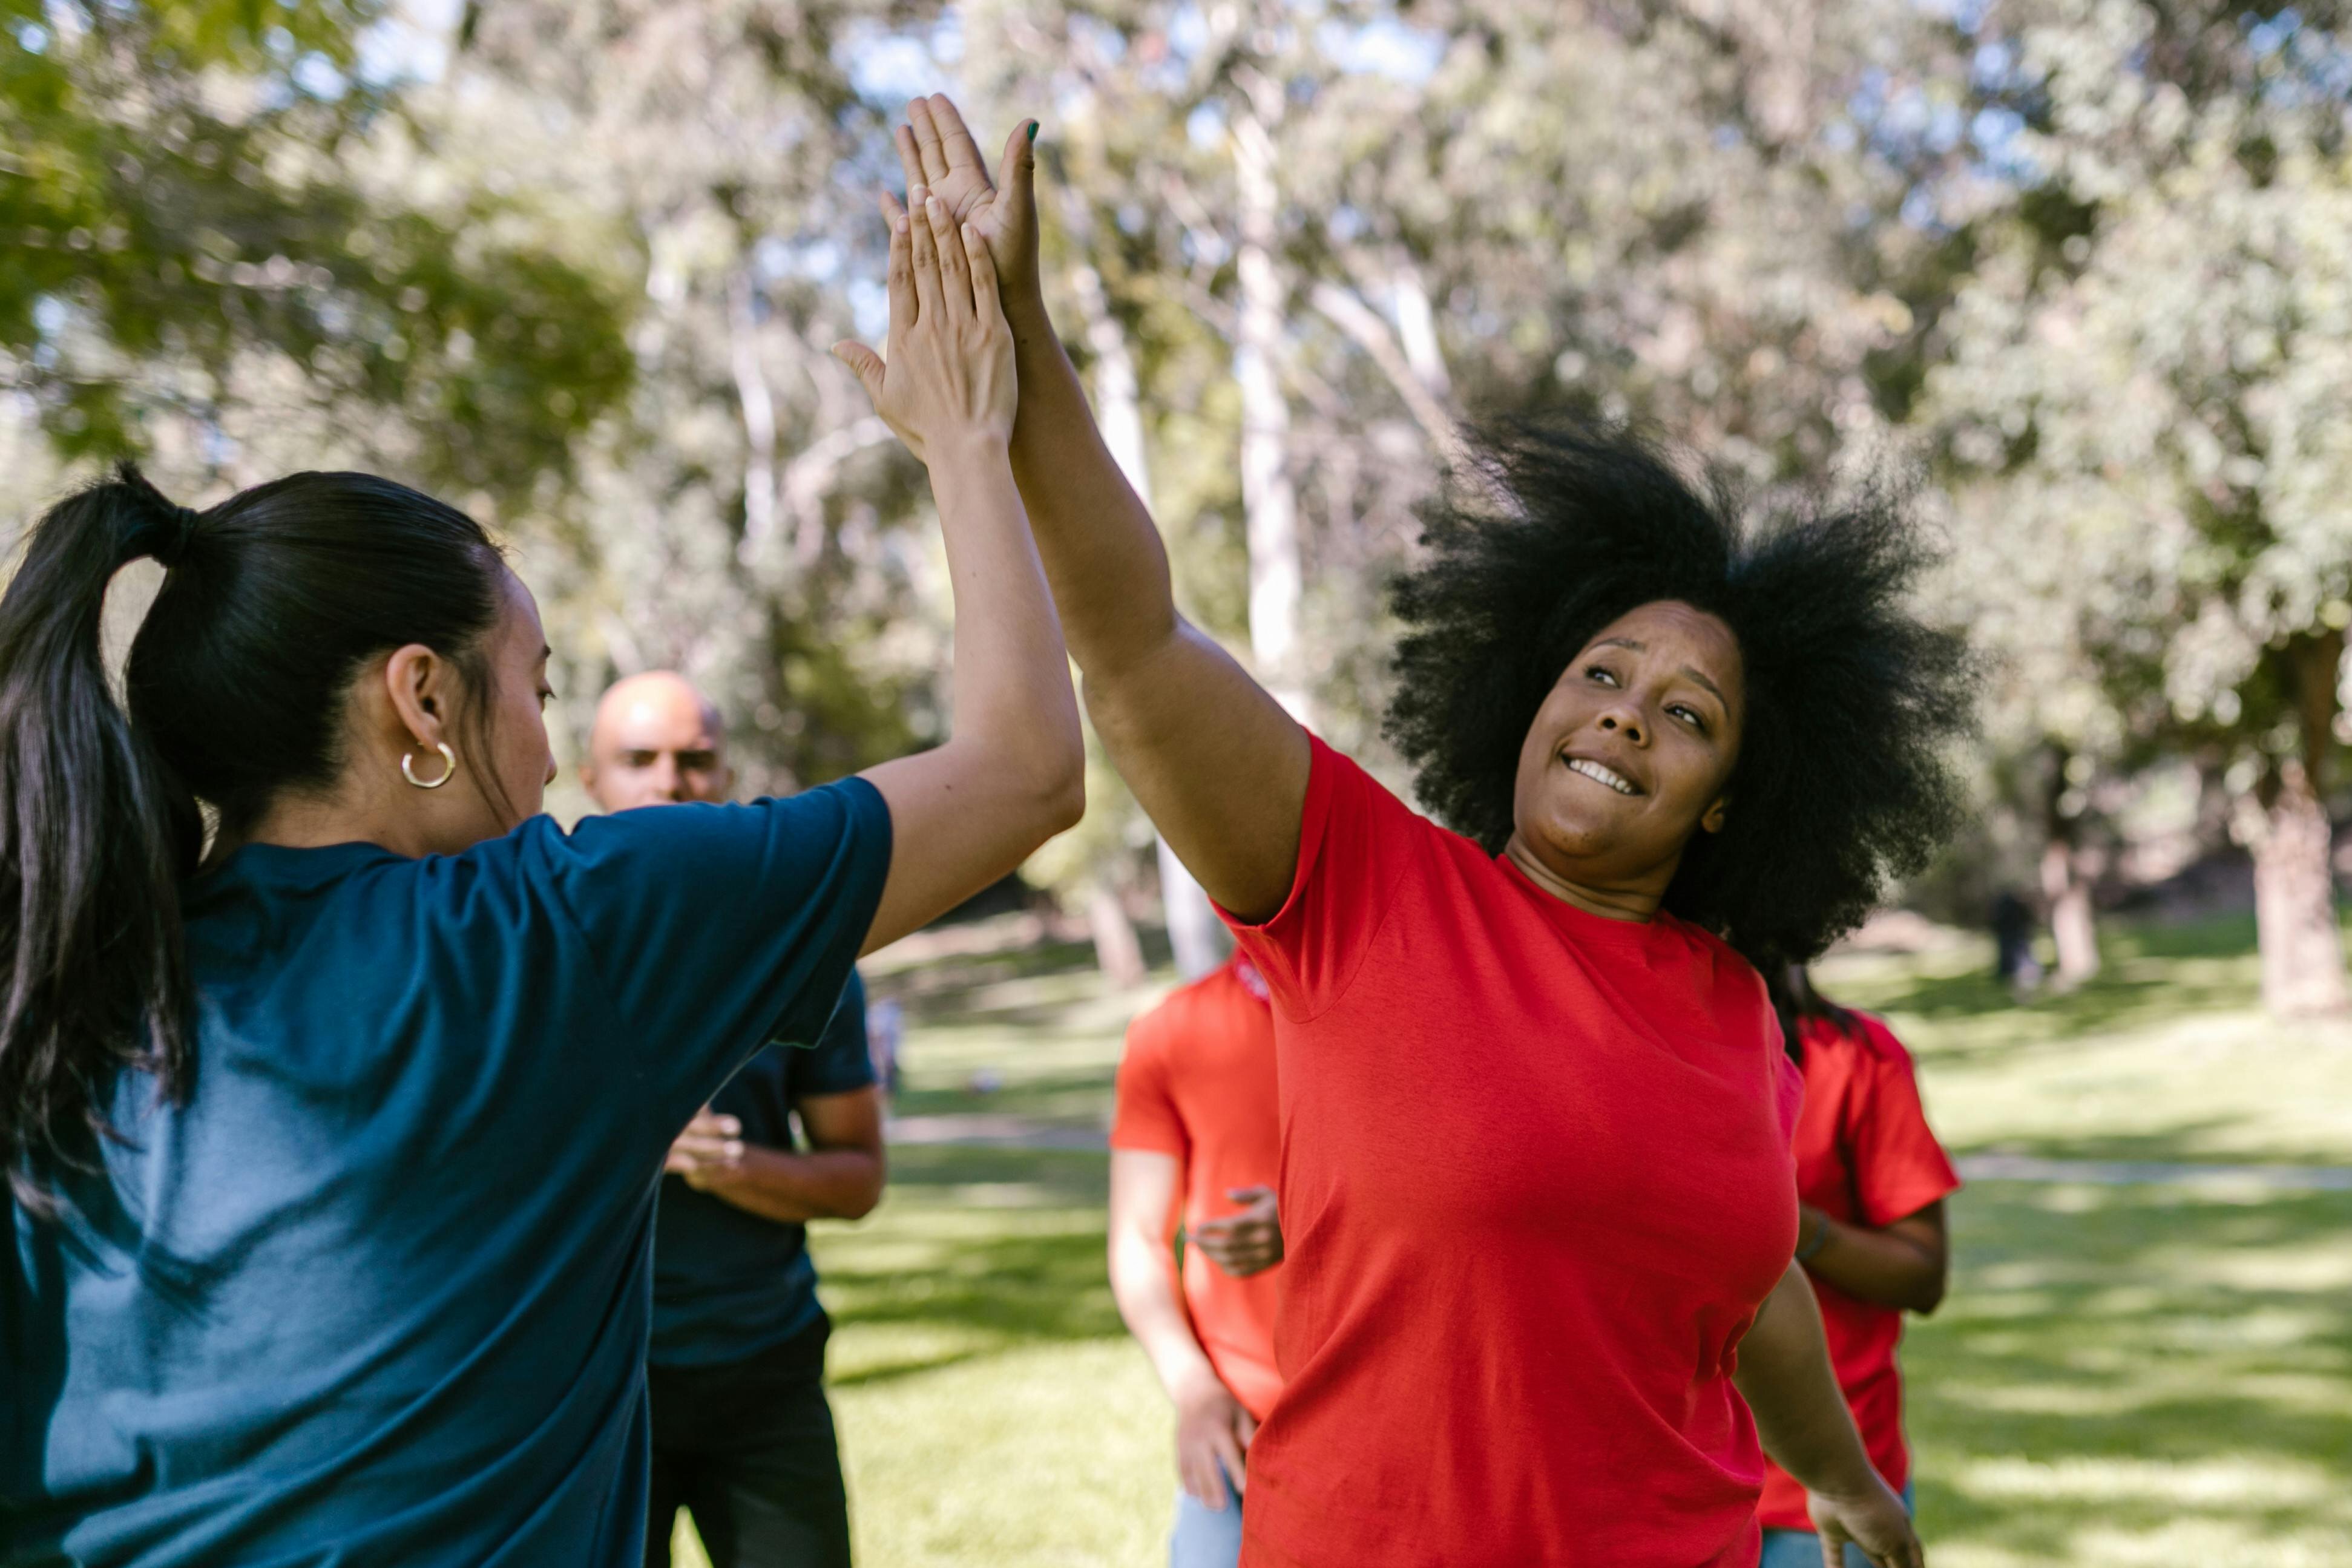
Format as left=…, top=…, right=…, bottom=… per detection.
left=1232, top=92, right=1309, bottom=726
left=1067, top=234, right=1230, bottom=981
left=727, top=269, right=778, bottom=550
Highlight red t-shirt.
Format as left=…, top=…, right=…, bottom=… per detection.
left=1109, top=955, right=1286, bottom=1420
left=1223, top=738, right=1803, bottom=1568
left=1758, top=1011, right=1961, bottom=1530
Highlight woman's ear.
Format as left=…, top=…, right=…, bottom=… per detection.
left=381, top=643, right=450, bottom=749
left=1701, top=796, right=1729, bottom=835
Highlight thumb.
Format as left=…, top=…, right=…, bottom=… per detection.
left=998, top=120, right=1037, bottom=206
left=832, top=341, right=885, bottom=404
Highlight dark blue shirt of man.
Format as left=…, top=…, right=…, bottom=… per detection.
left=582, top=674, right=888, bottom=1568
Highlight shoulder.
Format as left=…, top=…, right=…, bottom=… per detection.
left=556, top=781, right=886, bottom=870
left=1845, top=1010, right=1920, bottom=1074
left=1308, top=736, right=1449, bottom=847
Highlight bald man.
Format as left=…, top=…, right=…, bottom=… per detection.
left=585, top=672, right=883, bottom=1568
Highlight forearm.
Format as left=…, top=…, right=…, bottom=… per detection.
left=999, top=290, right=1183, bottom=677
left=700, top=1144, right=886, bottom=1225
left=1733, top=1262, right=1884, bottom=1499
left=1109, top=1224, right=1221, bottom=1400
left=1801, top=1207, right=1946, bottom=1313
left=929, top=433, right=1085, bottom=797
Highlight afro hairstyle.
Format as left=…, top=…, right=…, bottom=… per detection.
left=1385, top=415, right=1977, bottom=971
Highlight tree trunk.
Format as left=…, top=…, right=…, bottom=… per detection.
left=2037, top=742, right=2100, bottom=986
left=1062, top=212, right=1229, bottom=982
left=1232, top=85, right=1309, bottom=726
left=2252, top=762, right=2348, bottom=1016
left=2038, top=839, right=2100, bottom=986
left=1158, top=835, right=1232, bottom=982
left=1086, top=882, right=1148, bottom=989
left=2250, top=632, right=2350, bottom=1019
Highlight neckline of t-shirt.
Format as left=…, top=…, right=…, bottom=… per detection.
left=1494, top=853, right=1677, bottom=948
left=208, top=838, right=407, bottom=888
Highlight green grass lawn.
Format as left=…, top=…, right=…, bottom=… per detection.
left=671, top=914, right=2352, bottom=1567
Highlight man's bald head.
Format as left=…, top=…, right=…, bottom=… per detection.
left=582, top=671, right=733, bottom=811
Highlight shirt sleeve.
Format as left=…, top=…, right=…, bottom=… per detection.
left=791, top=970, right=879, bottom=1099
left=1847, top=1015, right=1963, bottom=1227
left=1217, top=735, right=1426, bottom=1022
left=531, top=779, right=893, bottom=1117
left=1109, top=1008, right=1187, bottom=1160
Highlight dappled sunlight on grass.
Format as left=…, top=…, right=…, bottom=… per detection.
left=1910, top=1179, right=2352, bottom=1564
left=1819, top=914, right=2352, bottom=1164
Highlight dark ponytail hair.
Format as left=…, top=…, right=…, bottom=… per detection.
left=1, top=464, right=505, bottom=1210
left=1765, top=963, right=1862, bottom=1066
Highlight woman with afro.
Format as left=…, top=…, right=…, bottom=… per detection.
left=887, top=96, right=1972, bottom=1568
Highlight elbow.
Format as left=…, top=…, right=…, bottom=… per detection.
left=1907, top=1273, right=1949, bottom=1316
left=833, top=1171, right=886, bottom=1222
left=1043, top=768, right=1086, bottom=836
left=1027, top=737, right=1086, bottom=839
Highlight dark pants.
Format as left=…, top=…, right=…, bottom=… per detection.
left=645, top=1320, right=852, bottom=1568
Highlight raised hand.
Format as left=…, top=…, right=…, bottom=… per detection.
left=896, top=95, right=1040, bottom=304
left=833, top=187, right=1016, bottom=463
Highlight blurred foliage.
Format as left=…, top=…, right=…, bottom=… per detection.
left=0, top=0, right=632, bottom=503
left=5, top=0, right=2352, bottom=973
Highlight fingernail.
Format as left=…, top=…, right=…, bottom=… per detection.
left=910, top=183, right=927, bottom=203
left=893, top=214, right=907, bottom=234
left=926, top=194, right=942, bottom=215
left=1027, top=122, right=1038, bottom=144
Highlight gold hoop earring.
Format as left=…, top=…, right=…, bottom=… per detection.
left=402, top=741, right=459, bottom=790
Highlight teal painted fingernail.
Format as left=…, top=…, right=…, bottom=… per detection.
left=1026, top=122, right=1038, bottom=144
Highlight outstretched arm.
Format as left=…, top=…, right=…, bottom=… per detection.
left=895, top=97, right=1308, bottom=923
left=1735, top=1263, right=1925, bottom=1568
left=839, top=191, right=1085, bottom=954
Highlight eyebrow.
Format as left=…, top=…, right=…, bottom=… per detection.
left=1591, top=637, right=1726, bottom=703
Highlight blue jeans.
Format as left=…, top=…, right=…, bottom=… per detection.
left=1758, top=1484, right=1915, bottom=1568
left=1168, top=1466, right=1244, bottom=1568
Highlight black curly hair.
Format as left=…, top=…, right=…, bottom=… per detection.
left=1386, top=416, right=1976, bottom=971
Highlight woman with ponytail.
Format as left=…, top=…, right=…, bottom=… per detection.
left=3, top=194, right=1078, bottom=1567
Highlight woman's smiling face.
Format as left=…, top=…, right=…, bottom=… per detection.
left=1507, top=599, right=1746, bottom=906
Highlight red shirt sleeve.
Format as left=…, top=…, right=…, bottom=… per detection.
left=1109, top=1007, right=1188, bottom=1160
left=1847, top=1015, right=1962, bottom=1226
left=1219, top=735, right=1425, bottom=1022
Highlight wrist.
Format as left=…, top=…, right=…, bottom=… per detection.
left=1161, top=1351, right=1225, bottom=1406
left=1001, top=281, right=1051, bottom=326
left=1794, top=1208, right=1835, bottom=1264
left=924, top=423, right=1015, bottom=470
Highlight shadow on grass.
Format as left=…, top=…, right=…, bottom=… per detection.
left=1910, top=1181, right=2352, bottom=1557
left=816, top=1146, right=1123, bottom=1389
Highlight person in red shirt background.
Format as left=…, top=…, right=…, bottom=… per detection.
left=1759, top=965, right=1962, bottom=1568
left=1109, top=953, right=1283, bottom=1568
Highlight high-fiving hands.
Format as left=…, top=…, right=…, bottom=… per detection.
left=832, top=183, right=1016, bottom=462
left=894, top=97, right=1040, bottom=305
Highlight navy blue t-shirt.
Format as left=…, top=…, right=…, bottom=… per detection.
left=4, top=782, right=890, bottom=1568
left=650, top=971, right=875, bottom=1370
